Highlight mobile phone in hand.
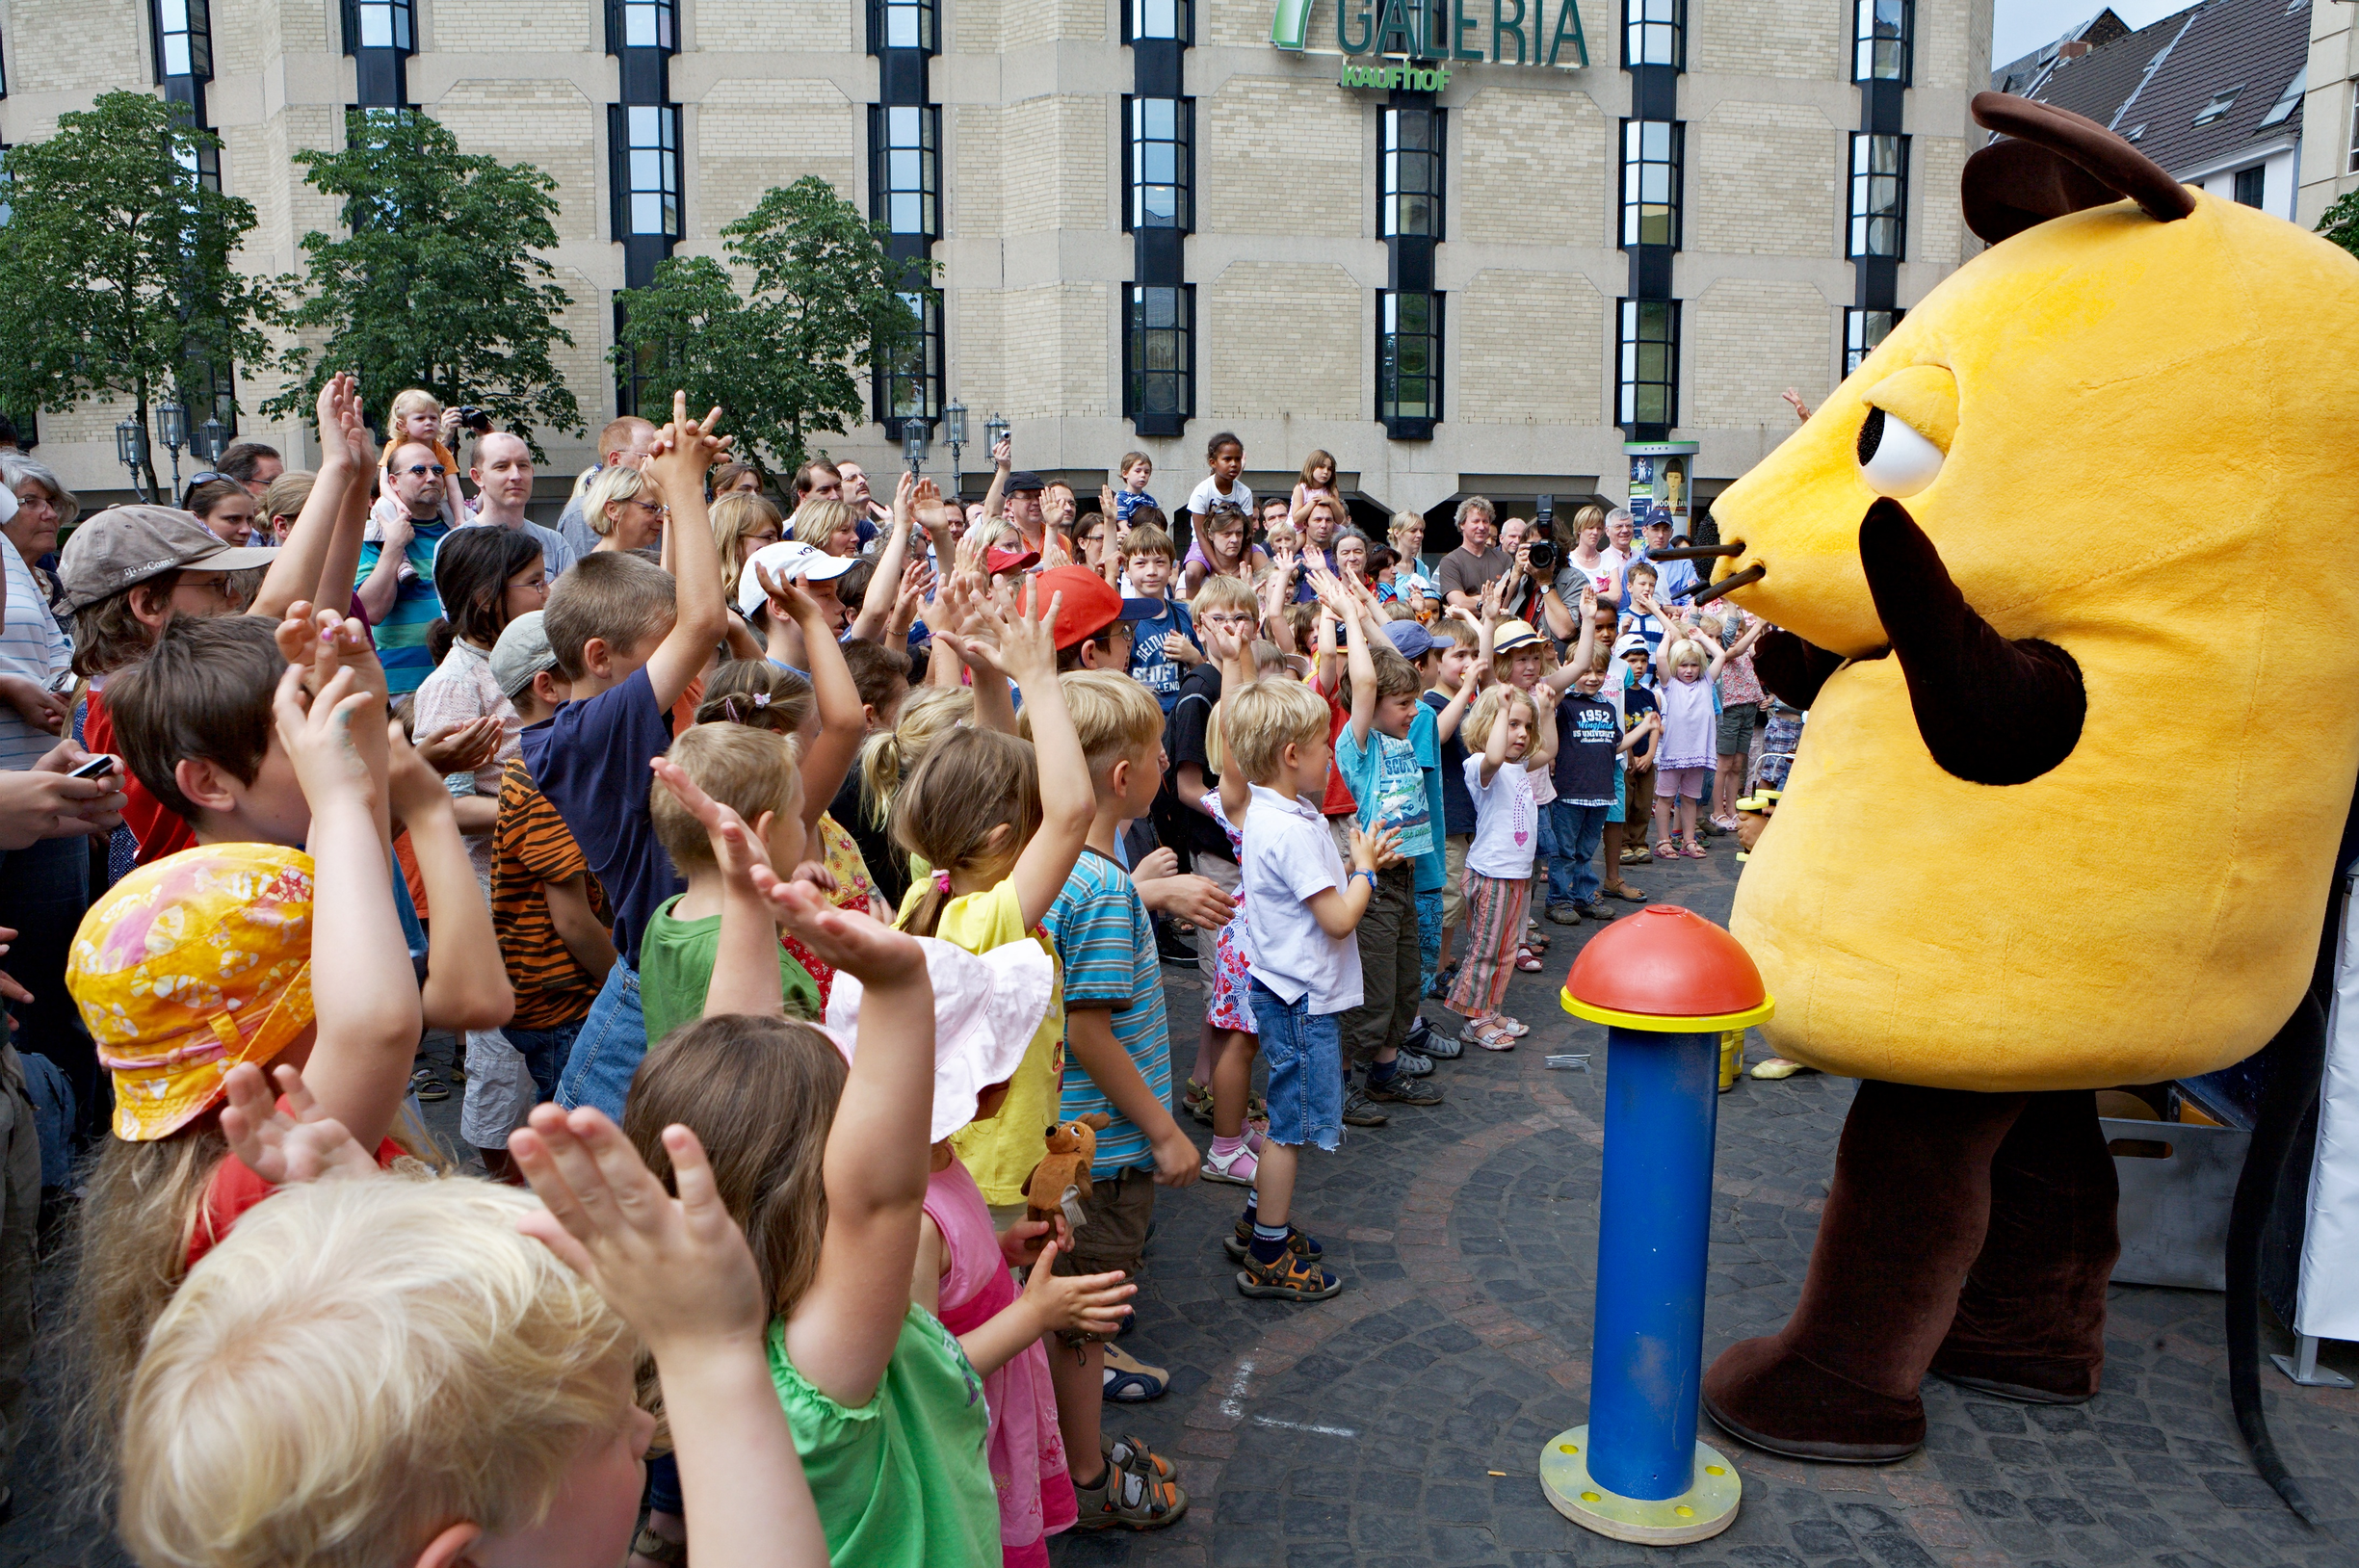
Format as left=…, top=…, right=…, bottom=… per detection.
left=66, top=755, right=118, bottom=781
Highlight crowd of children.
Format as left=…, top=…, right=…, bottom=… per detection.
left=0, top=383, right=1810, bottom=1566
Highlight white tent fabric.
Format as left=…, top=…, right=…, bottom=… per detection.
left=2295, top=865, right=2359, bottom=1342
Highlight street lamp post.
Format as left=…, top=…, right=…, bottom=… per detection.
left=903, top=419, right=931, bottom=477
left=156, top=400, right=189, bottom=502
left=116, top=416, right=152, bottom=503
left=984, top=412, right=1009, bottom=470
left=196, top=416, right=225, bottom=468
left=943, top=401, right=967, bottom=497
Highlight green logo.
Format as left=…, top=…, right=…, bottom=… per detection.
left=1273, top=0, right=1586, bottom=68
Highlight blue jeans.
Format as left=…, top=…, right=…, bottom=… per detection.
left=1247, top=979, right=1344, bottom=1153
left=556, top=961, right=646, bottom=1122
left=504, top=1020, right=582, bottom=1107
left=1547, top=801, right=1611, bottom=909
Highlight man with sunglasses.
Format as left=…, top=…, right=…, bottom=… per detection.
left=359, top=440, right=458, bottom=693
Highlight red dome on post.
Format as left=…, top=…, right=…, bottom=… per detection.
left=1564, top=905, right=1769, bottom=1022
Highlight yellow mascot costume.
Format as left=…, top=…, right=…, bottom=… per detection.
left=1693, top=93, right=2359, bottom=1463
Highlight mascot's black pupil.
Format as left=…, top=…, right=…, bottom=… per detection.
left=1856, top=405, right=1887, bottom=467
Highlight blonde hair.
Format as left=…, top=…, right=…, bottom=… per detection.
left=117, top=1178, right=636, bottom=1568
left=1035, top=670, right=1162, bottom=775
left=891, top=726, right=1040, bottom=937
left=1387, top=510, right=1425, bottom=548
left=258, top=470, right=316, bottom=536
left=1463, top=684, right=1535, bottom=751
left=709, top=491, right=784, bottom=603
left=1190, top=574, right=1257, bottom=620
left=857, top=686, right=971, bottom=828
left=1664, top=637, right=1710, bottom=673
left=792, top=498, right=856, bottom=553
left=378, top=389, right=442, bottom=468
left=1221, top=677, right=1329, bottom=785
left=955, top=515, right=1014, bottom=575
left=653, top=722, right=801, bottom=872
left=583, top=462, right=653, bottom=538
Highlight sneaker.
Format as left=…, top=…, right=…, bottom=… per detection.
left=1422, top=1026, right=1464, bottom=1059
left=1342, top=1086, right=1389, bottom=1127
left=1224, top=1218, right=1324, bottom=1263
left=1365, top=1071, right=1443, bottom=1106
left=1402, top=1014, right=1433, bottom=1052
left=1395, top=1049, right=1435, bottom=1078
left=1071, top=1452, right=1189, bottom=1529
left=1236, top=1247, right=1345, bottom=1302
left=1200, top=1140, right=1258, bottom=1186
left=1544, top=902, right=1583, bottom=925
left=1572, top=901, right=1603, bottom=920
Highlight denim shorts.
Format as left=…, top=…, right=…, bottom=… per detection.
left=556, top=961, right=647, bottom=1123
left=1247, top=979, right=1344, bottom=1153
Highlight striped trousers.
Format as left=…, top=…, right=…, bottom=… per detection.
left=1447, top=870, right=1530, bottom=1019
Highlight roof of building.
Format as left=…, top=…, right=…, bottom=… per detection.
left=2020, top=0, right=2308, bottom=178
left=1991, top=9, right=2133, bottom=97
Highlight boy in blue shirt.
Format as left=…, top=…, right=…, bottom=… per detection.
left=1120, top=523, right=1198, bottom=711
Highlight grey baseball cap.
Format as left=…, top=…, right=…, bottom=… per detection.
left=57, top=505, right=279, bottom=613
left=490, top=610, right=560, bottom=699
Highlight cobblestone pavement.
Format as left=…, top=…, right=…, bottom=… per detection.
left=7, top=846, right=2355, bottom=1566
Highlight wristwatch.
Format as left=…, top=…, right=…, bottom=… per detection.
left=1352, top=869, right=1379, bottom=891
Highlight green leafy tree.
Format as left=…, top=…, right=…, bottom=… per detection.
left=613, top=175, right=928, bottom=478
left=2319, top=189, right=2359, bottom=262
left=265, top=110, right=582, bottom=457
left=0, top=91, right=272, bottom=497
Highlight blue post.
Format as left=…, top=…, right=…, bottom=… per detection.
left=1586, top=1025, right=1721, bottom=1502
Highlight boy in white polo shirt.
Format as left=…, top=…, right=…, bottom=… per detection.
left=1210, top=647, right=1399, bottom=1302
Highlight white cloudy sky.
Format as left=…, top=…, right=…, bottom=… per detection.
left=1989, top=0, right=2201, bottom=68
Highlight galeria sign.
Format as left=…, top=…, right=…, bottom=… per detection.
left=1272, top=0, right=1589, bottom=69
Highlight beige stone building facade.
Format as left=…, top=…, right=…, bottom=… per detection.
left=2, top=0, right=1991, bottom=531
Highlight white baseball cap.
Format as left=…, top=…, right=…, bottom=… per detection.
left=736, top=539, right=858, bottom=614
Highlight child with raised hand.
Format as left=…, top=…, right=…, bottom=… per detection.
left=64, top=655, right=428, bottom=1513
left=636, top=756, right=997, bottom=1564
left=1448, top=681, right=1560, bottom=1051
left=1650, top=630, right=1733, bottom=859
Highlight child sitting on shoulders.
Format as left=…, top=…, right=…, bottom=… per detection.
left=1114, top=450, right=1158, bottom=523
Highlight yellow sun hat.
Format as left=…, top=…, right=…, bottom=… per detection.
left=68, top=844, right=318, bottom=1142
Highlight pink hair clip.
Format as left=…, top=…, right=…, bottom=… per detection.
left=932, top=870, right=953, bottom=894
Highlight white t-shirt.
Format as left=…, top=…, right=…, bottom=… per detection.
left=1186, top=474, right=1253, bottom=522
left=0, top=548, right=70, bottom=772
left=1238, top=782, right=1363, bottom=1014
left=1462, top=755, right=1541, bottom=879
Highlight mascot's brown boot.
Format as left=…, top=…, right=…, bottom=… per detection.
left=1702, top=1082, right=2029, bottom=1462
left=1928, top=1089, right=2118, bottom=1403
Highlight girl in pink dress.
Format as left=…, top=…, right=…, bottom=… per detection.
left=1650, top=632, right=1734, bottom=859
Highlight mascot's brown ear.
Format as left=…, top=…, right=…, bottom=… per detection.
left=1963, top=91, right=2196, bottom=244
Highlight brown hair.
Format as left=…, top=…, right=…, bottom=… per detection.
left=1299, top=449, right=1337, bottom=486
left=840, top=640, right=912, bottom=716
left=1369, top=644, right=1422, bottom=700
left=71, top=577, right=178, bottom=679
left=695, top=658, right=814, bottom=736
left=709, top=490, right=784, bottom=602
left=890, top=726, right=1040, bottom=937
left=541, top=551, right=675, bottom=681
left=1123, top=522, right=1175, bottom=563
left=651, top=722, right=800, bottom=872
left=108, top=614, right=284, bottom=821
left=626, top=1014, right=848, bottom=1316
left=179, top=478, right=249, bottom=525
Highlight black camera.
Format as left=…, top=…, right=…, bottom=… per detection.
left=457, top=405, right=492, bottom=433
left=1526, top=496, right=1559, bottom=571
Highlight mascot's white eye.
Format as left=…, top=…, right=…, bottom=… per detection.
left=1855, top=406, right=1945, bottom=498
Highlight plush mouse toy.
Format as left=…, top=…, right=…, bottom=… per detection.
left=1023, top=1114, right=1110, bottom=1229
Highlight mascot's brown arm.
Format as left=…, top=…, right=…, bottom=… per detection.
left=1751, top=628, right=1846, bottom=712
left=1859, top=497, right=2086, bottom=786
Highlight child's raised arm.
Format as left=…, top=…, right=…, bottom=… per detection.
left=975, top=580, right=1093, bottom=929
left=273, top=665, right=420, bottom=1153
left=849, top=472, right=917, bottom=644
left=1312, top=566, right=1379, bottom=746
left=1531, top=685, right=1561, bottom=769
left=390, top=726, right=514, bottom=1033
left=783, top=578, right=866, bottom=830
left=1435, top=655, right=1482, bottom=743
left=513, top=1109, right=829, bottom=1568
left=642, top=394, right=734, bottom=709
left=1205, top=622, right=1254, bottom=825
left=1478, top=689, right=1514, bottom=789
left=250, top=375, right=363, bottom=624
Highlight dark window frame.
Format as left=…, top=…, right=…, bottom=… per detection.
left=1851, top=0, right=1910, bottom=84
left=1843, top=306, right=1900, bottom=376
left=1378, top=103, right=1446, bottom=240
left=868, top=103, right=941, bottom=241
left=1377, top=289, right=1444, bottom=436
left=1618, top=118, right=1683, bottom=249
left=152, top=0, right=214, bottom=82
left=1121, top=94, right=1194, bottom=234
left=866, top=0, right=938, bottom=54
left=2232, top=164, right=2267, bottom=208
left=608, top=102, right=683, bottom=242
left=340, top=0, right=415, bottom=53
left=874, top=286, right=943, bottom=434
left=1617, top=297, right=1680, bottom=430
left=1847, top=132, right=1908, bottom=259
left=1622, top=0, right=1684, bottom=70
left=606, top=0, right=679, bottom=52
left=1122, top=0, right=1191, bottom=42
left=1123, top=283, right=1195, bottom=436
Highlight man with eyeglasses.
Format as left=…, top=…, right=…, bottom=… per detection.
left=456, top=431, right=576, bottom=581
left=360, top=441, right=458, bottom=693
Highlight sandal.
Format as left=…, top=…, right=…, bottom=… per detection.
left=1514, top=947, right=1545, bottom=972
left=1102, top=1344, right=1168, bottom=1401
left=1655, top=840, right=1678, bottom=859
left=1072, top=1452, right=1189, bottom=1530
left=1200, top=1140, right=1259, bottom=1186
left=1106, top=1432, right=1177, bottom=1482
left=1683, top=840, right=1708, bottom=858
left=1493, top=1014, right=1530, bottom=1037
left=1600, top=883, right=1648, bottom=902
left=1622, top=846, right=1653, bottom=865
left=1458, top=1016, right=1517, bottom=1052
left=631, top=1525, right=688, bottom=1568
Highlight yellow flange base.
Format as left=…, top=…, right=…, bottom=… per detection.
left=1538, top=1425, right=1741, bottom=1546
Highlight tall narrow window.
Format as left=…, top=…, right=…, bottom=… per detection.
left=1124, top=97, right=1193, bottom=231
left=2233, top=165, right=2266, bottom=208
left=1848, top=134, right=1907, bottom=259
left=1124, top=285, right=1193, bottom=433
left=345, top=0, right=415, bottom=50
left=1844, top=307, right=1899, bottom=375
left=869, top=105, right=940, bottom=239
left=610, top=104, right=681, bottom=239
left=174, top=131, right=223, bottom=192
left=1623, top=0, right=1683, bottom=67
left=1618, top=299, right=1679, bottom=429
left=1126, top=0, right=1188, bottom=41
left=1378, top=291, right=1443, bottom=431
left=876, top=289, right=942, bottom=427
left=1619, top=119, right=1682, bottom=248
left=868, top=0, right=936, bottom=52
left=1851, top=0, right=1909, bottom=84
left=154, top=0, right=214, bottom=79
left=1379, top=105, right=1444, bottom=239
left=612, top=0, right=677, bottom=49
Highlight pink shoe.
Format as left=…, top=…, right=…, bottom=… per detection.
left=1683, top=840, right=1708, bottom=858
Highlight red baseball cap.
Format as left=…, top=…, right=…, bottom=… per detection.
left=983, top=542, right=1041, bottom=575
left=1040, top=564, right=1158, bottom=650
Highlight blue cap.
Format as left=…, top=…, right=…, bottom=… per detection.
left=1381, top=619, right=1439, bottom=661
left=1116, top=597, right=1164, bottom=622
